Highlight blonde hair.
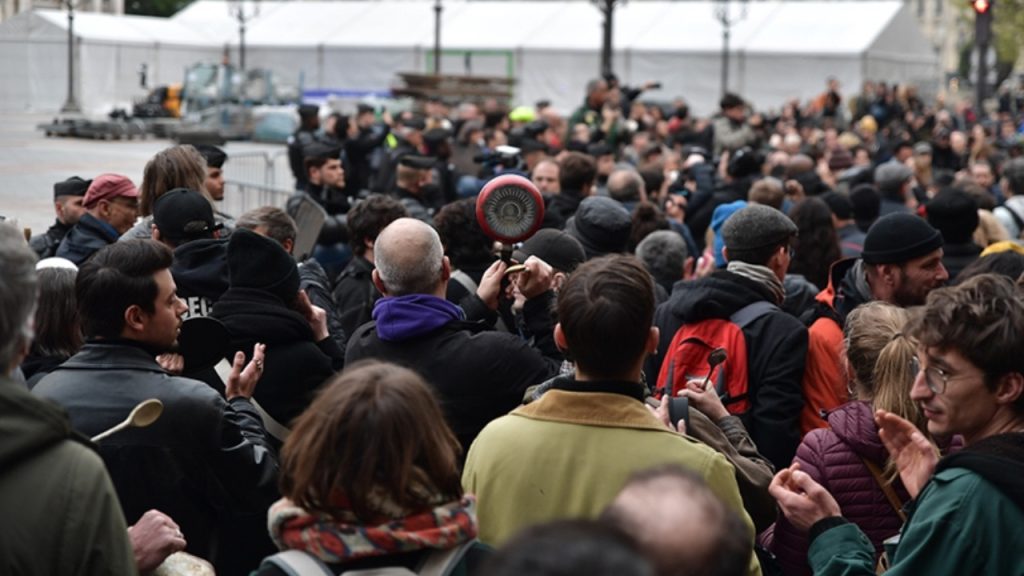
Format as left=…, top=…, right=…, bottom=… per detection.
left=843, top=302, right=927, bottom=480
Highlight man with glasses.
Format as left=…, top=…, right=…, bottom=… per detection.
left=801, top=212, right=948, bottom=435
left=771, top=273, right=1024, bottom=574
left=56, top=173, right=140, bottom=265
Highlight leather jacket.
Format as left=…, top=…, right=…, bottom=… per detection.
left=33, top=341, right=280, bottom=569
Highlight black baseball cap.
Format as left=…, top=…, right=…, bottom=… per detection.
left=152, top=188, right=221, bottom=244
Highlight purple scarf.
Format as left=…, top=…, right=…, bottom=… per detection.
left=372, top=294, right=464, bottom=342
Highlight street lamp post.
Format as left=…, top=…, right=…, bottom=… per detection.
left=714, top=0, right=747, bottom=97
left=229, top=1, right=258, bottom=74
left=61, top=0, right=81, bottom=113
left=592, top=0, right=622, bottom=78
left=433, top=0, right=442, bottom=74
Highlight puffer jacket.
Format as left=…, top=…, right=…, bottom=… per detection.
left=767, top=401, right=908, bottom=576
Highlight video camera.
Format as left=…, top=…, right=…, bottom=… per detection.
left=473, top=145, right=524, bottom=173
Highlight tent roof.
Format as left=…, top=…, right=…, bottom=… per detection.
left=35, top=9, right=216, bottom=46
left=168, top=0, right=912, bottom=54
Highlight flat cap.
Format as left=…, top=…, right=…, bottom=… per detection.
left=874, top=162, right=913, bottom=190
left=721, top=204, right=798, bottom=253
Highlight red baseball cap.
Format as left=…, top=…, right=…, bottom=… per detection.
left=83, top=173, right=138, bottom=209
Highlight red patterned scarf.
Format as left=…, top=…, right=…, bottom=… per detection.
left=268, top=490, right=478, bottom=563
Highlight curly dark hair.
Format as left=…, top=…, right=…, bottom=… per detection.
left=629, top=201, right=669, bottom=253
left=347, top=194, right=407, bottom=257
left=788, top=197, right=841, bottom=290
left=433, top=198, right=495, bottom=269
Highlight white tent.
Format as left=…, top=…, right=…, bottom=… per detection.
left=0, top=9, right=220, bottom=112
left=0, top=0, right=939, bottom=115
left=177, top=0, right=941, bottom=114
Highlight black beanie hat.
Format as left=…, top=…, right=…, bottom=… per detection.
left=862, top=213, right=943, bottom=265
left=227, top=228, right=300, bottom=303
left=849, top=184, right=881, bottom=231
left=926, top=189, right=979, bottom=245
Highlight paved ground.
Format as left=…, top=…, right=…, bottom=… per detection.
left=0, top=112, right=288, bottom=237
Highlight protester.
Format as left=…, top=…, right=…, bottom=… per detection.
left=602, top=466, right=752, bottom=576
left=287, top=104, right=323, bottom=191
left=771, top=274, right=1024, bottom=574
left=345, top=218, right=561, bottom=452
left=0, top=223, right=139, bottom=576
left=56, top=173, right=139, bottom=264
left=152, top=188, right=228, bottom=320
left=331, top=195, right=408, bottom=337
left=925, top=188, right=982, bottom=280
left=545, top=151, right=596, bottom=228
left=257, top=361, right=488, bottom=575
left=34, top=239, right=279, bottom=575
left=485, top=520, right=654, bottom=576
left=788, top=197, right=842, bottom=291
left=768, top=302, right=925, bottom=575
left=532, top=158, right=561, bottom=195
left=635, top=229, right=691, bottom=296
left=820, top=191, right=866, bottom=258
left=649, top=204, right=808, bottom=471
left=236, top=206, right=347, bottom=352
left=20, top=261, right=80, bottom=387
left=210, top=228, right=344, bottom=438
left=801, top=213, right=947, bottom=435
left=122, top=145, right=218, bottom=241
left=434, top=198, right=500, bottom=308
left=464, top=255, right=760, bottom=576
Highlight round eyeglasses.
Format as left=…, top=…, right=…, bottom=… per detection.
left=909, top=357, right=977, bottom=395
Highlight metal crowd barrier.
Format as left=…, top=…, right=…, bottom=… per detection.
left=221, top=150, right=296, bottom=216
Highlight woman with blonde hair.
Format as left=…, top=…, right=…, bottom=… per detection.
left=767, top=302, right=927, bottom=576
left=257, top=361, right=487, bottom=575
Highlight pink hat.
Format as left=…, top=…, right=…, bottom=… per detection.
left=83, top=173, right=138, bottom=208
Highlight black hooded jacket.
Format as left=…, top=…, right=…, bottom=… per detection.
left=648, top=271, right=808, bottom=470
left=210, top=288, right=344, bottom=428
left=171, top=238, right=230, bottom=319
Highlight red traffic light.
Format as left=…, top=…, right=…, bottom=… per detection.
left=973, top=0, right=991, bottom=14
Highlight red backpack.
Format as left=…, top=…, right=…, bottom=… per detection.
left=656, top=301, right=777, bottom=415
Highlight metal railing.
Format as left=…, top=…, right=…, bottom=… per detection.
left=221, top=149, right=296, bottom=216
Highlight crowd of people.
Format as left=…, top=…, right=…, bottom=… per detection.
left=4, top=73, right=1024, bottom=576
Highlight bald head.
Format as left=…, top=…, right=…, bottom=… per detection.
left=608, top=170, right=646, bottom=204
left=787, top=154, right=815, bottom=177
left=601, top=466, right=751, bottom=576
left=373, top=218, right=447, bottom=297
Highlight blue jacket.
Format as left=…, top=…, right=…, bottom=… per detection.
left=55, top=213, right=119, bottom=265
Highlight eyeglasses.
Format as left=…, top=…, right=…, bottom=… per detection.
left=909, top=357, right=977, bottom=395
